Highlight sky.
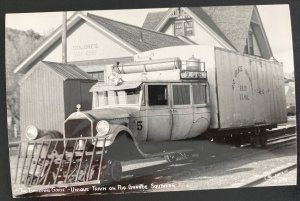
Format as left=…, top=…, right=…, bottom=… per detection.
left=5, top=5, right=294, bottom=74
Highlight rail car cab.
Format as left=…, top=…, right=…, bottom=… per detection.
left=64, top=57, right=211, bottom=150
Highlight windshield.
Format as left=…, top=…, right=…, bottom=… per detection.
left=93, top=87, right=141, bottom=108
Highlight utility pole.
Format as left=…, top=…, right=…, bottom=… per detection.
left=62, top=12, right=67, bottom=63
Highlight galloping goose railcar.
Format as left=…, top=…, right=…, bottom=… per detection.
left=14, top=45, right=286, bottom=187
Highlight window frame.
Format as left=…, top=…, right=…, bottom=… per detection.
left=248, top=31, right=254, bottom=55
left=92, top=87, right=143, bottom=109
left=184, top=20, right=194, bottom=36
left=146, top=83, right=171, bottom=108
left=191, top=83, right=209, bottom=107
left=173, top=19, right=194, bottom=37
left=171, top=83, right=192, bottom=108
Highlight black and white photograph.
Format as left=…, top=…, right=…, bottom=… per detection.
left=5, top=4, right=297, bottom=198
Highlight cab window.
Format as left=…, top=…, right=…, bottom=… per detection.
left=92, top=87, right=141, bottom=108
left=193, top=84, right=207, bottom=104
left=172, top=84, right=190, bottom=105
left=148, top=85, right=168, bottom=106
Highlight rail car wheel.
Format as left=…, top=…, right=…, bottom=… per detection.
left=101, top=159, right=122, bottom=182
left=107, top=132, right=141, bottom=161
left=108, top=160, right=122, bottom=182
left=250, top=127, right=267, bottom=148
left=250, top=134, right=260, bottom=148
left=259, top=132, right=268, bottom=148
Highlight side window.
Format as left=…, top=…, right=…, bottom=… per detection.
left=148, top=85, right=168, bottom=106
left=193, top=84, right=207, bottom=104
left=93, top=91, right=108, bottom=108
left=173, top=85, right=191, bottom=105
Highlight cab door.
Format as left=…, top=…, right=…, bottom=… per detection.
left=144, top=83, right=172, bottom=141
left=170, top=83, right=194, bottom=140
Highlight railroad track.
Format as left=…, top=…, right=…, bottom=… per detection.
left=118, top=131, right=297, bottom=187
left=241, top=133, right=297, bottom=148
left=113, top=132, right=296, bottom=188
left=267, top=133, right=297, bottom=144
left=240, top=163, right=297, bottom=187
left=12, top=127, right=297, bottom=197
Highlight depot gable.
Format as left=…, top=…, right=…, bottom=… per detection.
left=14, top=12, right=187, bottom=74
left=143, top=6, right=274, bottom=59
left=44, top=20, right=135, bottom=63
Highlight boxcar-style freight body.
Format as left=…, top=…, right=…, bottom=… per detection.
left=133, top=45, right=286, bottom=132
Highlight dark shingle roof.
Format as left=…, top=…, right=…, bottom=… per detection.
left=202, top=6, right=254, bottom=52
left=187, top=7, right=235, bottom=49
left=87, top=13, right=188, bottom=52
left=42, top=61, right=96, bottom=80
left=142, top=11, right=168, bottom=30
left=142, top=6, right=255, bottom=52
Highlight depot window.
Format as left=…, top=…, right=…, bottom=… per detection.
left=192, top=84, right=207, bottom=104
left=244, top=31, right=254, bottom=55
left=174, top=19, right=194, bottom=36
left=148, top=85, right=168, bottom=106
left=173, top=85, right=191, bottom=105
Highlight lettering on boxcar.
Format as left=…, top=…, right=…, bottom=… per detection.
left=232, top=66, right=252, bottom=101
left=240, top=85, right=247, bottom=91
left=234, top=66, right=243, bottom=78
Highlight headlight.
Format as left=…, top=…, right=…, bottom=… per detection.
left=96, top=120, right=110, bottom=136
left=26, top=125, right=39, bottom=140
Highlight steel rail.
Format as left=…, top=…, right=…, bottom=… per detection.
left=240, top=163, right=297, bottom=187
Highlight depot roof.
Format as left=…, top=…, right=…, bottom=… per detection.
left=14, top=12, right=188, bottom=74
left=142, top=6, right=255, bottom=52
left=87, top=13, right=188, bottom=52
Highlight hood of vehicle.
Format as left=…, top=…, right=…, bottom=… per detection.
left=66, top=107, right=139, bottom=122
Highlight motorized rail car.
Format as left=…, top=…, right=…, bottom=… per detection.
left=13, top=45, right=286, bottom=187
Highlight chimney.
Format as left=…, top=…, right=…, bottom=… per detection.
left=62, top=12, right=67, bottom=63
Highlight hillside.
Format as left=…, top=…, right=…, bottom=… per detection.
left=5, top=28, right=45, bottom=136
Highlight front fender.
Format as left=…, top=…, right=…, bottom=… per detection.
left=94, top=124, right=146, bottom=157
left=108, top=124, right=134, bottom=143
left=94, top=124, right=134, bottom=147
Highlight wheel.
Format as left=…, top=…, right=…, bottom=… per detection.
left=259, top=133, right=268, bottom=148
left=250, top=134, right=260, bottom=148
left=250, top=127, right=267, bottom=148
left=107, top=133, right=142, bottom=161
left=232, top=135, right=242, bottom=147
left=102, top=160, right=122, bottom=182
left=108, top=160, right=122, bottom=182
left=164, top=154, right=178, bottom=163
